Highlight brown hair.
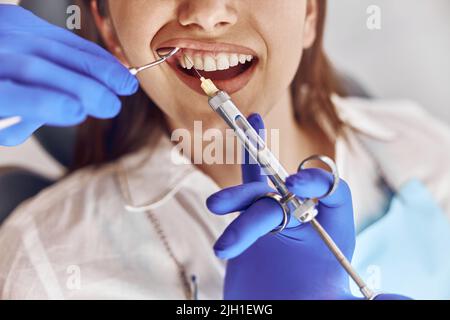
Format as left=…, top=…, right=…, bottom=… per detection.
left=73, top=0, right=346, bottom=170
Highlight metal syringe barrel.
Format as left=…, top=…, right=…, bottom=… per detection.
left=208, top=91, right=317, bottom=223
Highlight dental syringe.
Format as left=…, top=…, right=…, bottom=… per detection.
left=199, top=76, right=315, bottom=223
left=190, top=62, right=375, bottom=299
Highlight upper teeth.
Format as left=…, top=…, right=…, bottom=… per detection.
left=179, top=53, right=254, bottom=71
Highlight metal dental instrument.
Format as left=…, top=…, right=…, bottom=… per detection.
left=184, top=54, right=375, bottom=299
left=0, top=48, right=180, bottom=133
left=129, top=47, right=180, bottom=75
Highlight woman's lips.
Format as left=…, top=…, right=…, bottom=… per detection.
left=155, top=39, right=259, bottom=96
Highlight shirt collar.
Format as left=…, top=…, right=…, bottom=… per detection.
left=117, top=127, right=202, bottom=209
left=331, top=94, right=398, bottom=142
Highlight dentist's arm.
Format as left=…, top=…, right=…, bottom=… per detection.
left=0, top=4, right=138, bottom=146
left=207, top=113, right=411, bottom=300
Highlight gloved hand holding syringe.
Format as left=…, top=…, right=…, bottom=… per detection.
left=181, top=53, right=377, bottom=300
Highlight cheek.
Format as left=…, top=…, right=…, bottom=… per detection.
left=255, top=1, right=307, bottom=102
left=107, top=2, right=188, bottom=120
left=108, top=2, right=172, bottom=66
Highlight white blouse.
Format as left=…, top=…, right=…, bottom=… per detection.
left=0, top=96, right=449, bottom=300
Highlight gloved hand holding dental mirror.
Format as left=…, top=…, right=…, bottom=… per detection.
left=0, top=47, right=179, bottom=134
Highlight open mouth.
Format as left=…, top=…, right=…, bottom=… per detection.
left=164, top=48, right=258, bottom=96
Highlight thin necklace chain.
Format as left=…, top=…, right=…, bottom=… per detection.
left=115, top=162, right=194, bottom=300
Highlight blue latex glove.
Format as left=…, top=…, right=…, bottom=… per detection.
left=207, top=113, right=410, bottom=300
left=0, top=4, right=138, bottom=146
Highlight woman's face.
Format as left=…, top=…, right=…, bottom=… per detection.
left=97, top=0, right=318, bottom=131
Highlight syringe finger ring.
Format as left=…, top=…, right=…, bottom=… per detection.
left=255, top=192, right=291, bottom=233
left=298, top=155, right=340, bottom=199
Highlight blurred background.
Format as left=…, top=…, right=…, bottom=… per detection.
left=1, top=0, right=450, bottom=179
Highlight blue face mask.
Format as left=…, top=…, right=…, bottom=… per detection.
left=351, top=179, right=450, bottom=299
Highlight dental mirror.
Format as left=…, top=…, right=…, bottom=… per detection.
left=129, top=47, right=180, bottom=75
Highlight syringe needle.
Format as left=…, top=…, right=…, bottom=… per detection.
left=183, top=54, right=219, bottom=97
left=183, top=54, right=203, bottom=79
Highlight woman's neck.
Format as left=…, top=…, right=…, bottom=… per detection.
left=168, top=88, right=334, bottom=189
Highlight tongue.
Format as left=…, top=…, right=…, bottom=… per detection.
left=182, top=63, right=250, bottom=81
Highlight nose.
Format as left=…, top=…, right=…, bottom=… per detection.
left=178, top=0, right=238, bottom=33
